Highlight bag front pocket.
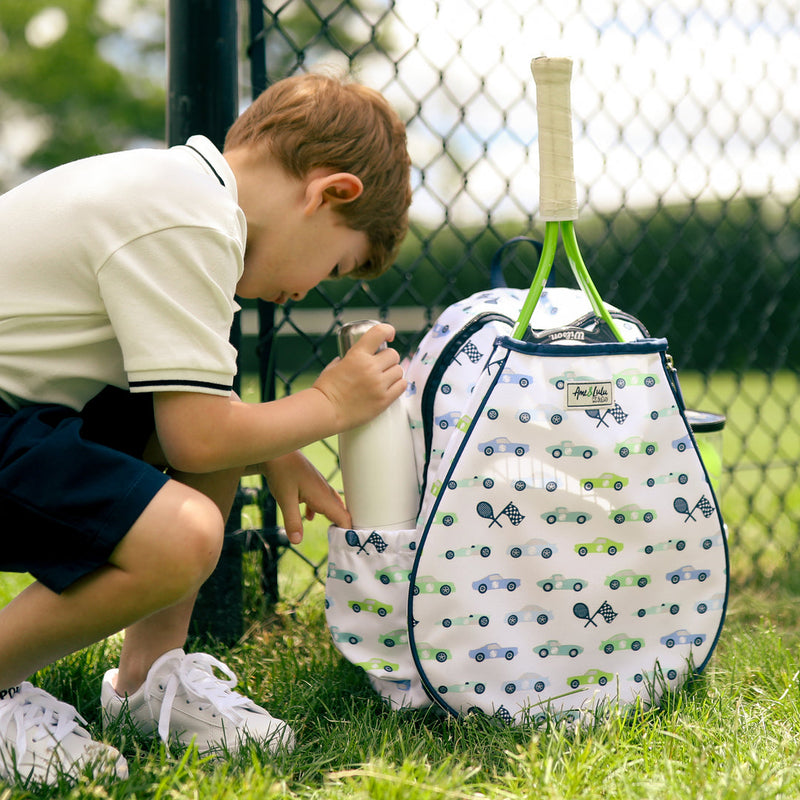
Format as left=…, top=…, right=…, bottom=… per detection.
left=325, top=525, right=431, bottom=709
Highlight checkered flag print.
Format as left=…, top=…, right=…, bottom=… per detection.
left=366, top=532, right=388, bottom=553
left=597, top=601, right=618, bottom=624
left=697, top=495, right=715, bottom=518
left=500, top=502, right=525, bottom=526
left=456, top=341, right=483, bottom=365
left=608, top=403, right=628, bottom=425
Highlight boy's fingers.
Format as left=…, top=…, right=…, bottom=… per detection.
left=281, top=504, right=304, bottom=544
left=353, top=322, right=395, bottom=352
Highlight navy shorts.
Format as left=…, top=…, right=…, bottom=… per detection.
left=0, top=387, right=170, bottom=593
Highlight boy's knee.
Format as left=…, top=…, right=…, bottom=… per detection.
left=166, top=493, right=225, bottom=589
left=113, top=484, right=225, bottom=598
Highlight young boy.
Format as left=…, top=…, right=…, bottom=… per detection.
left=0, top=72, right=412, bottom=785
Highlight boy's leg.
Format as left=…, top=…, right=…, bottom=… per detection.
left=0, top=476, right=225, bottom=690
left=112, top=466, right=241, bottom=696
left=102, top=465, right=295, bottom=755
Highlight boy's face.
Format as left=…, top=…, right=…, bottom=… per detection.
left=237, top=212, right=368, bottom=303
left=233, top=162, right=370, bottom=303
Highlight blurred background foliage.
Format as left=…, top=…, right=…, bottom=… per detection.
left=0, top=0, right=165, bottom=189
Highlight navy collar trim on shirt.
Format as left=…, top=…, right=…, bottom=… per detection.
left=185, top=144, right=226, bottom=187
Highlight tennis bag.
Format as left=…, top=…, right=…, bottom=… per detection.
left=325, top=246, right=728, bottom=725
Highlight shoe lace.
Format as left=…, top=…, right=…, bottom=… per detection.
left=150, top=654, right=253, bottom=744
left=0, top=683, right=84, bottom=762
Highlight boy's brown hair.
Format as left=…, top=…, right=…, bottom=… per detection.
left=225, top=72, right=411, bottom=279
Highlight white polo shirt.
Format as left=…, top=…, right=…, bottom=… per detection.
left=0, top=135, right=245, bottom=411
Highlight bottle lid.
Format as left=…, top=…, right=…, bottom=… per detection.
left=337, top=319, right=384, bottom=358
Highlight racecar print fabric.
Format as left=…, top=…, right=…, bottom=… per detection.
left=324, top=525, right=432, bottom=709
left=408, top=336, right=728, bottom=724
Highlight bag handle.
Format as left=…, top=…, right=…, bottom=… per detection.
left=489, top=236, right=544, bottom=289
left=512, top=57, right=624, bottom=342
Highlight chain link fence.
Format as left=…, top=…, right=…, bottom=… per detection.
left=235, top=0, right=800, bottom=605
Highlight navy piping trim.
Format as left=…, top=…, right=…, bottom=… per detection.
left=185, top=144, right=226, bottom=187
left=497, top=335, right=669, bottom=357
left=129, top=379, right=233, bottom=392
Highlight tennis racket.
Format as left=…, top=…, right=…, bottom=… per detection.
left=512, top=57, right=624, bottom=341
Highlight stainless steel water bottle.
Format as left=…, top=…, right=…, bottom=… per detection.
left=336, top=320, right=419, bottom=530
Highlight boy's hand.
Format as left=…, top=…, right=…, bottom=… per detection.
left=259, top=451, right=350, bottom=544
left=312, top=323, right=406, bottom=431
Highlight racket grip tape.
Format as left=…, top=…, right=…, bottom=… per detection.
left=531, top=56, right=579, bottom=222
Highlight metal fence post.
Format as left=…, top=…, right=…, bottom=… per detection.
left=166, top=0, right=243, bottom=644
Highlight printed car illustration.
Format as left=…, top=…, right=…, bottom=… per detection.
left=437, top=681, right=486, bottom=695
left=430, top=321, right=450, bottom=337
left=469, top=642, right=518, bottom=662
left=660, top=629, right=707, bottom=648
left=327, top=562, right=357, bottom=583
left=546, top=440, right=598, bottom=459
left=499, top=369, right=532, bottom=387
left=521, top=404, right=565, bottom=425
left=672, top=434, right=696, bottom=452
left=582, top=472, right=629, bottom=491
left=478, top=436, right=529, bottom=456
left=348, top=598, right=392, bottom=616
left=374, top=565, right=411, bottom=584
left=434, top=410, right=463, bottom=429
left=413, top=575, right=455, bottom=595
left=433, top=511, right=458, bottom=526
left=415, top=642, right=451, bottom=662
left=542, top=507, right=591, bottom=525
left=701, top=533, right=724, bottom=550
left=632, top=667, right=678, bottom=684
left=611, top=504, right=656, bottom=524
left=355, top=657, right=399, bottom=672
left=441, top=613, right=490, bottom=628
left=329, top=626, right=362, bottom=645
left=550, top=370, right=594, bottom=390
left=441, top=544, right=492, bottom=560
left=650, top=404, right=679, bottom=420
left=512, top=477, right=559, bottom=492
left=575, top=537, right=623, bottom=556
left=473, top=573, right=520, bottom=593
left=445, top=475, right=495, bottom=491
left=567, top=668, right=614, bottom=689
left=507, top=538, right=557, bottom=559
left=615, top=436, right=657, bottom=457
left=666, top=565, right=709, bottom=584
left=505, top=604, right=553, bottom=626
left=613, top=367, right=658, bottom=388
left=634, top=602, right=680, bottom=618
left=644, top=471, right=689, bottom=487
left=605, top=569, right=650, bottom=589
left=600, top=632, right=643, bottom=653
left=640, top=538, right=686, bottom=554
left=456, top=414, right=472, bottom=432
left=535, top=640, right=583, bottom=658
left=502, top=673, right=548, bottom=694
left=379, top=629, right=409, bottom=647
left=696, top=593, right=726, bottom=614
left=536, top=573, right=586, bottom=592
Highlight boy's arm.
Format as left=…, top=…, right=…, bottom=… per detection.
left=152, top=323, right=404, bottom=475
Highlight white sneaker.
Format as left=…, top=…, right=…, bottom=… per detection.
left=0, top=683, right=128, bottom=786
left=101, top=649, right=295, bottom=755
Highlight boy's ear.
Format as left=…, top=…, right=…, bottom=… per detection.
left=304, top=172, right=363, bottom=215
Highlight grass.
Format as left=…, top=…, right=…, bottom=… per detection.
left=2, top=579, right=800, bottom=799
left=1, top=368, right=799, bottom=798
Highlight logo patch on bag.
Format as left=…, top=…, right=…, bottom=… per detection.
left=565, top=381, right=614, bottom=409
